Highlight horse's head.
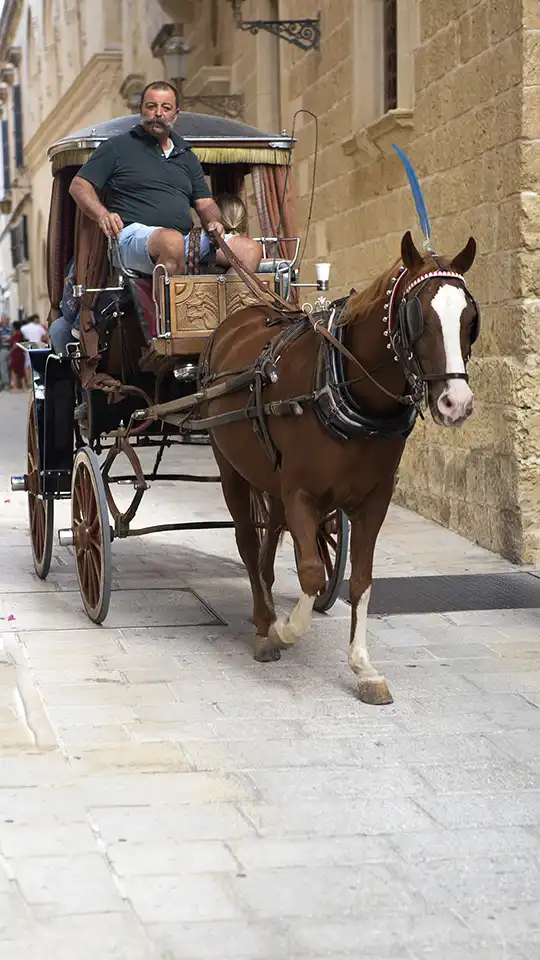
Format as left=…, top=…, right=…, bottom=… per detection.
left=392, top=231, right=479, bottom=427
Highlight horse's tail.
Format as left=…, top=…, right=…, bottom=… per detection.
left=249, top=488, right=287, bottom=569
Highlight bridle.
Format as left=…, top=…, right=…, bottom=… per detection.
left=379, top=265, right=480, bottom=406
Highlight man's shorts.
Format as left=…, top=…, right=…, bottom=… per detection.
left=118, top=223, right=233, bottom=275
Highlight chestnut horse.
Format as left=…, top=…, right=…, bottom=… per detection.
left=201, top=232, right=479, bottom=704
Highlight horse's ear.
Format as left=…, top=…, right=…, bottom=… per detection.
left=349, top=287, right=357, bottom=296
left=450, top=237, right=476, bottom=274
left=401, top=231, right=423, bottom=270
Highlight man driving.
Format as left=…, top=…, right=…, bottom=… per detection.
left=69, top=81, right=261, bottom=277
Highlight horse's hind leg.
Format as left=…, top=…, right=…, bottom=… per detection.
left=214, top=453, right=279, bottom=661
left=267, top=491, right=325, bottom=652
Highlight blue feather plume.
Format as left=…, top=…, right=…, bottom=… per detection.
left=392, top=144, right=432, bottom=245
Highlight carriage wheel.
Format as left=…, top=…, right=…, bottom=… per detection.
left=295, top=509, right=349, bottom=613
left=71, top=447, right=112, bottom=624
left=27, top=397, right=54, bottom=579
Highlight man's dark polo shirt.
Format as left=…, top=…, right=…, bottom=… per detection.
left=77, top=124, right=211, bottom=235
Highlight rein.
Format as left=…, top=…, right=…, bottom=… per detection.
left=211, top=231, right=412, bottom=406
left=210, top=232, right=472, bottom=411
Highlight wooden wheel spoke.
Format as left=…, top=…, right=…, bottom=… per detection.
left=81, top=470, right=92, bottom=520
left=320, top=527, right=338, bottom=552
left=317, top=536, right=333, bottom=581
left=88, top=516, right=100, bottom=536
left=88, top=547, right=101, bottom=595
left=73, top=485, right=84, bottom=523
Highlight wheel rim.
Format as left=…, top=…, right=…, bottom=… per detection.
left=313, top=510, right=349, bottom=613
left=27, top=398, right=53, bottom=578
left=72, top=450, right=111, bottom=622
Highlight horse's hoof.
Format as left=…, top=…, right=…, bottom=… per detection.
left=268, top=617, right=296, bottom=650
left=356, top=677, right=393, bottom=705
left=253, top=636, right=281, bottom=662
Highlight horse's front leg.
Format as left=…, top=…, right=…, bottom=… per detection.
left=349, top=483, right=394, bottom=705
left=267, top=491, right=324, bottom=651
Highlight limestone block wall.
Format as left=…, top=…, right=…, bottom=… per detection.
left=272, top=0, right=539, bottom=563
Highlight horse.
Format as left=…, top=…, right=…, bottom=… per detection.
left=200, top=231, right=479, bottom=704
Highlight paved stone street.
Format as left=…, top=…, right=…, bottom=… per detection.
left=1, top=390, right=540, bottom=959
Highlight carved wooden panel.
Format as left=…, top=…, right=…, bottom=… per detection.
left=158, top=274, right=273, bottom=352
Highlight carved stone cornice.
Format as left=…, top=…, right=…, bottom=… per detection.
left=183, top=94, right=244, bottom=120
left=0, top=63, right=14, bottom=85
left=120, top=73, right=145, bottom=113
left=6, top=45, right=21, bottom=67
left=24, top=52, right=123, bottom=173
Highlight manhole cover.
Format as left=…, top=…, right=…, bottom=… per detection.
left=339, top=572, right=540, bottom=615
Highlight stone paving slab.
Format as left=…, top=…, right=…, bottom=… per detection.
left=2, top=389, right=540, bottom=957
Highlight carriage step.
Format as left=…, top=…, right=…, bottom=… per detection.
left=10, top=475, right=27, bottom=492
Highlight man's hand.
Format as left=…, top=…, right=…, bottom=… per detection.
left=98, top=212, right=124, bottom=238
left=206, top=220, right=225, bottom=239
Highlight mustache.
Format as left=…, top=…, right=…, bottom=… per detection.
left=144, top=116, right=172, bottom=127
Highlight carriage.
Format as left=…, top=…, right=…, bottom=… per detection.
left=11, top=112, right=348, bottom=624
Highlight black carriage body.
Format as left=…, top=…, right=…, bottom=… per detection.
left=28, top=348, right=75, bottom=498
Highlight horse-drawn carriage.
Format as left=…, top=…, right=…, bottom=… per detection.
left=12, top=111, right=347, bottom=625
left=12, top=109, right=480, bottom=705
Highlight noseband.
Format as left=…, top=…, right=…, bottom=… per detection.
left=383, top=267, right=480, bottom=403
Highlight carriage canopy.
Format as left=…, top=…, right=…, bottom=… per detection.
left=46, top=112, right=298, bottom=314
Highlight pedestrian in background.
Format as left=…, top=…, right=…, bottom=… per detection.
left=0, top=313, right=12, bottom=391
left=20, top=313, right=48, bottom=388
left=8, top=320, right=26, bottom=391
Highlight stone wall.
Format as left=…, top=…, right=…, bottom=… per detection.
left=267, top=0, right=538, bottom=563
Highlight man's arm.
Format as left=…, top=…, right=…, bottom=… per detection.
left=194, top=197, right=225, bottom=238
left=69, top=177, right=124, bottom=238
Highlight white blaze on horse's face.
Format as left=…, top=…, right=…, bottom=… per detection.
left=431, top=284, right=474, bottom=426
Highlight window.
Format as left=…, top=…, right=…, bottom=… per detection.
left=10, top=215, right=28, bottom=267
left=384, top=0, right=398, bottom=113
left=345, top=0, right=418, bottom=162
left=1, top=119, right=10, bottom=193
left=13, top=85, right=23, bottom=169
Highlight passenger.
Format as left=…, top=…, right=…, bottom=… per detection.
left=216, top=194, right=249, bottom=238
left=48, top=258, right=81, bottom=354
left=8, top=321, right=26, bottom=391
left=69, top=81, right=262, bottom=277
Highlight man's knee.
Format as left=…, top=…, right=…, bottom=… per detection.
left=148, top=228, right=185, bottom=265
left=228, top=236, right=262, bottom=270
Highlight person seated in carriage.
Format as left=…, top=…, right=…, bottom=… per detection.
left=68, top=80, right=262, bottom=278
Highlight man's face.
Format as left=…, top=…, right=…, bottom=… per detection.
left=140, top=88, right=179, bottom=138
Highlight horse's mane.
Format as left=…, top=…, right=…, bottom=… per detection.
left=342, top=259, right=403, bottom=326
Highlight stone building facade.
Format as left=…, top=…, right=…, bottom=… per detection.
left=0, top=0, right=538, bottom=563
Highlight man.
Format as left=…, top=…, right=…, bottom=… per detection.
left=21, top=313, right=48, bottom=344
left=0, top=314, right=11, bottom=391
left=69, top=80, right=262, bottom=277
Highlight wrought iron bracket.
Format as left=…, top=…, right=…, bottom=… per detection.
left=239, top=18, right=320, bottom=51
left=228, top=3, right=320, bottom=51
